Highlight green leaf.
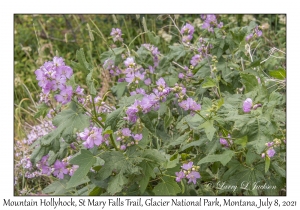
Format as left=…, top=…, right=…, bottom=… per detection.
left=246, top=150, right=258, bottom=165
left=198, top=150, right=235, bottom=166
left=76, top=48, right=93, bottom=72
left=89, top=186, right=102, bottom=196
left=142, top=149, right=166, bottom=164
left=100, top=47, right=125, bottom=64
left=153, top=176, right=181, bottom=195
left=179, top=139, right=205, bottom=152
left=269, top=69, right=286, bottom=80
left=47, top=150, right=57, bottom=165
left=66, top=149, right=96, bottom=189
left=42, top=175, right=90, bottom=195
left=235, top=136, right=248, bottom=148
left=34, top=103, right=49, bottom=119
left=43, top=176, right=72, bottom=195
left=170, top=132, right=190, bottom=146
left=135, top=46, right=154, bottom=66
left=66, top=75, right=77, bottom=89
left=30, top=146, right=50, bottom=165
left=107, top=173, right=128, bottom=195
left=111, top=82, right=127, bottom=99
left=202, top=78, right=216, bottom=88
left=211, top=39, right=225, bottom=58
left=247, top=117, right=276, bottom=153
left=138, top=128, right=150, bottom=149
left=199, top=120, right=216, bottom=141
left=86, top=71, right=97, bottom=95
left=271, top=162, right=286, bottom=178
left=41, top=103, right=90, bottom=146
left=265, top=156, right=271, bottom=173
left=98, top=151, right=139, bottom=180
left=140, top=114, right=156, bottom=133
left=227, top=163, right=265, bottom=195
left=105, top=108, right=123, bottom=130
left=167, top=45, right=186, bottom=61
left=139, top=160, right=157, bottom=194
left=163, top=75, right=178, bottom=86
left=240, top=73, right=258, bottom=93
left=146, top=31, right=160, bottom=45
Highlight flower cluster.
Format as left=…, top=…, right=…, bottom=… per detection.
left=178, top=97, right=201, bottom=115
left=175, top=162, right=201, bottom=184
left=261, top=138, right=285, bottom=159
left=180, top=23, right=195, bottom=43
left=35, top=56, right=74, bottom=104
left=78, top=126, right=107, bottom=149
left=122, top=57, right=146, bottom=85
left=116, top=128, right=143, bottom=150
left=14, top=120, right=56, bottom=181
left=39, top=156, right=79, bottom=179
left=201, top=14, right=223, bottom=33
left=246, top=26, right=263, bottom=41
left=110, top=28, right=123, bottom=42
left=125, top=77, right=171, bottom=123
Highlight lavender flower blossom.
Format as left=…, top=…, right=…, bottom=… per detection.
left=175, top=162, right=201, bottom=185
left=243, top=98, right=252, bottom=113
left=53, top=160, right=68, bottom=179
left=133, top=134, right=143, bottom=141
left=180, top=23, right=194, bottom=43
left=201, top=14, right=223, bottom=32
left=267, top=148, right=276, bottom=158
left=144, top=78, right=151, bottom=85
left=120, top=145, right=127, bottom=151
left=245, top=33, right=253, bottom=41
left=54, top=85, right=73, bottom=105
left=182, top=162, right=193, bottom=170
left=122, top=128, right=132, bottom=137
left=186, top=171, right=201, bottom=184
left=190, top=54, right=202, bottom=66
left=179, top=98, right=201, bottom=113
left=110, top=28, right=123, bottom=42
left=79, top=127, right=104, bottom=149
left=124, top=57, right=135, bottom=68
left=175, top=171, right=185, bottom=182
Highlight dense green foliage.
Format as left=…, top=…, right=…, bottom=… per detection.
left=14, top=14, right=286, bottom=196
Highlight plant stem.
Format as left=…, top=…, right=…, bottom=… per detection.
left=195, top=111, right=208, bottom=121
